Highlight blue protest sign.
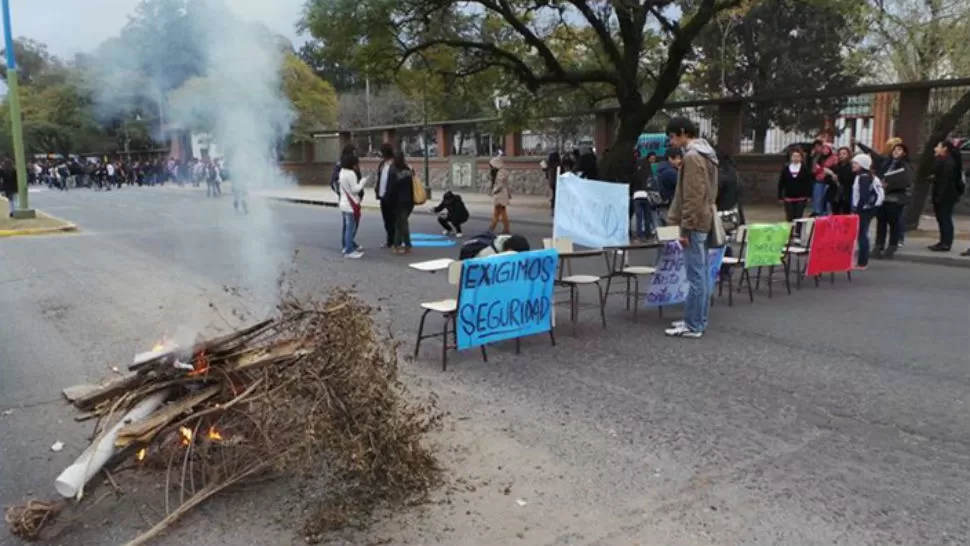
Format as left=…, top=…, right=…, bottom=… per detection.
left=553, top=174, right=630, bottom=248
left=456, top=249, right=558, bottom=350
left=645, top=243, right=726, bottom=307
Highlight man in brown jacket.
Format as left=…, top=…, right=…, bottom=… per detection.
left=664, top=117, right=719, bottom=338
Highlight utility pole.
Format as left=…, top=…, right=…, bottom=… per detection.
left=2, top=0, right=35, bottom=218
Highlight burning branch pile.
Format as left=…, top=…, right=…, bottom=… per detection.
left=5, top=288, right=441, bottom=545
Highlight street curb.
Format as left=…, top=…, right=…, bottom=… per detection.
left=0, top=211, right=79, bottom=238
left=0, top=223, right=78, bottom=238
left=887, top=252, right=970, bottom=269
left=265, top=196, right=556, bottom=228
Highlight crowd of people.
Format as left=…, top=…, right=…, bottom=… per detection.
left=331, top=142, right=503, bottom=259
left=24, top=156, right=228, bottom=193
left=777, top=136, right=967, bottom=263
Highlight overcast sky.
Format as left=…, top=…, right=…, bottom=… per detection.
left=5, top=0, right=308, bottom=60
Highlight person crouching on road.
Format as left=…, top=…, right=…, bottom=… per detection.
left=851, top=154, right=884, bottom=269
left=664, top=116, right=719, bottom=339
left=434, top=190, right=469, bottom=237
left=338, top=153, right=368, bottom=259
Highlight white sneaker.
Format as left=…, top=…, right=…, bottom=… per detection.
left=664, top=324, right=703, bottom=338
left=455, top=232, right=463, bottom=239
left=346, top=251, right=364, bottom=259
left=671, top=320, right=686, bottom=329
left=442, top=230, right=452, bottom=235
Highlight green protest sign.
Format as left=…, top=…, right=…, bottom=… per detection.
left=744, top=223, right=791, bottom=268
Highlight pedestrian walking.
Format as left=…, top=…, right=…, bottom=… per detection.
left=2, top=159, right=18, bottom=217
left=664, top=116, right=719, bottom=339
left=851, top=154, right=884, bottom=269
left=433, top=191, right=469, bottom=237
left=487, top=155, right=511, bottom=234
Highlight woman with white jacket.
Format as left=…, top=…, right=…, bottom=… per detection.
left=338, top=154, right=368, bottom=258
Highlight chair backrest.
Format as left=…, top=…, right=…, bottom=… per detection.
left=656, top=225, right=680, bottom=242
left=543, top=237, right=574, bottom=253
left=448, top=261, right=463, bottom=286
left=793, top=218, right=815, bottom=247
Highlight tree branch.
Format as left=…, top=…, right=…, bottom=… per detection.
left=563, top=0, right=632, bottom=89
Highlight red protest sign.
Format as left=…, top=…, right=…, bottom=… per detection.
left=806, top=215, right=860, bottom=276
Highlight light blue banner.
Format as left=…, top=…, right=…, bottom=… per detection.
left=553, top=174, right=630, bottom=248
left=645, top=242, right=726, bottom=307
left=456, top=249, right=558, bottom=350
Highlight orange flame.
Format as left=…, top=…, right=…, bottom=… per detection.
left=206, top=426, right=223, bottom=441
left=187, top=350, right=210, bottom=377
left=136, top=448, right=147, bottom=461
left=178, top=426, right=193, bottom=446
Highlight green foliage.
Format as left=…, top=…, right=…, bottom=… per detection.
left=864, top=0, right=970, bottom=81
left=301, top=0, right=743, bottom=179
left=692, top=0, right=866, bottom=152
left=0, top=38, right=62, bottom=85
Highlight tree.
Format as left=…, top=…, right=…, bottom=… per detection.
left=337, top=87, right=420, bottom=128
left=280, top=53, right=339, bottom=141
left=168, top=54, right=338, bottom=143
left=866, top=0, right=970, bottom=82
left=691, top=0, right=866, bottom=152
left=301, top=0, right=744, bottom=181
left=0, top=38, right=62, bottom=85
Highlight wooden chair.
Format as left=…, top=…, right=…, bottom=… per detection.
left=414, top=261, right=487, bottom=371
left=544, top=237, right=607, bottom=335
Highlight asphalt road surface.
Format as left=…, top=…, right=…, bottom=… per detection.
left=1, top=186, right=968, bottom=546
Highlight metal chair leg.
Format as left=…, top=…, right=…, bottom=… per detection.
left=755, top=267, right=762, bottom=291
left=441, top=313, right=451, bottom=371
left=480, top=345, right=488, bottom=362
left=632, top=276, right=640, bottom=320
left=570, top=285, right=578, bottom=336
left=548, top=328, right=556, bottom=346
left=768, top=266, right=774, bottom=299
left=414, top=309, right=431, bottom=358
left=596, top=283, right=607, bottom=328
left=625, top=276, right=631, bottom=311
left=727, top=268, right=734, bottom=307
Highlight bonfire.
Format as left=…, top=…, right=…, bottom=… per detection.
left=5, top=288, right=441, bottom=545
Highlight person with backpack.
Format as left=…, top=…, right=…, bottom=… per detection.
left=338, top=153, right=369, bottom=259
left=433, top=191, right=469, bottom=237
left=386, top=150, right=415, bottom=254
left=929, top=140, right=964, bottom=252
left=851, top=154, right=885, bottom=269
left=873, top=143, right=913, bottom=259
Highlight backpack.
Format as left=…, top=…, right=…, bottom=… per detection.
left=458, top=232, right=499, bottom=260
left=412, top=174, right=427, bottom=205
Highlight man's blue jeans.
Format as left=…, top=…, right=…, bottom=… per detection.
left=633, top=199, right=654, bottom=238
left=683, top=230, right=710, bottom=333
left=341, top=212, right=358, bottom=254
left=812, top=182, right=829, bottom=216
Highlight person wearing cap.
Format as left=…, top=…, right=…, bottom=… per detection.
left=851, top=153, right=885, bottom=269
left=487, top=154, right=511, bottom=234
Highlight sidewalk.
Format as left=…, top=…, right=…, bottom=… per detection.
left=250, top=185, right=970, bottom=268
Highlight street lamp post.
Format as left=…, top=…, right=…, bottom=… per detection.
left=2, top=0, right=35, bottom=218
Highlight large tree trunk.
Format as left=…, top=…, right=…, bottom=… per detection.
left=904, top=88, right=970, bottom=229
left=599, top=111, right=647, bottom=183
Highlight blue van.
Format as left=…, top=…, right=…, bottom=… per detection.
left=635, top=133, right=669, bottom=158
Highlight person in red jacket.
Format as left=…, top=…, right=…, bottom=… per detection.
left=810, top=140, right=838, bottom=216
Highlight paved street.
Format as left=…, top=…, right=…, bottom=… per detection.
left=1, top=186, right=969, bottom=546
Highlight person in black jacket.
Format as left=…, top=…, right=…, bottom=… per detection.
left=1, top=159, right=17, bottom=217
left=832, top=147, right=855, bottom=214
left=434, top=191, right=469, bottom=237
left=873, top=143, right=913, bottom=259
left=386, top=150, right=414, bottom=254
left=929, top=140, right=963, bottom=252
left=630, top=154, right=656, bottom=240
left=777, top=148, right=814, bottom=221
